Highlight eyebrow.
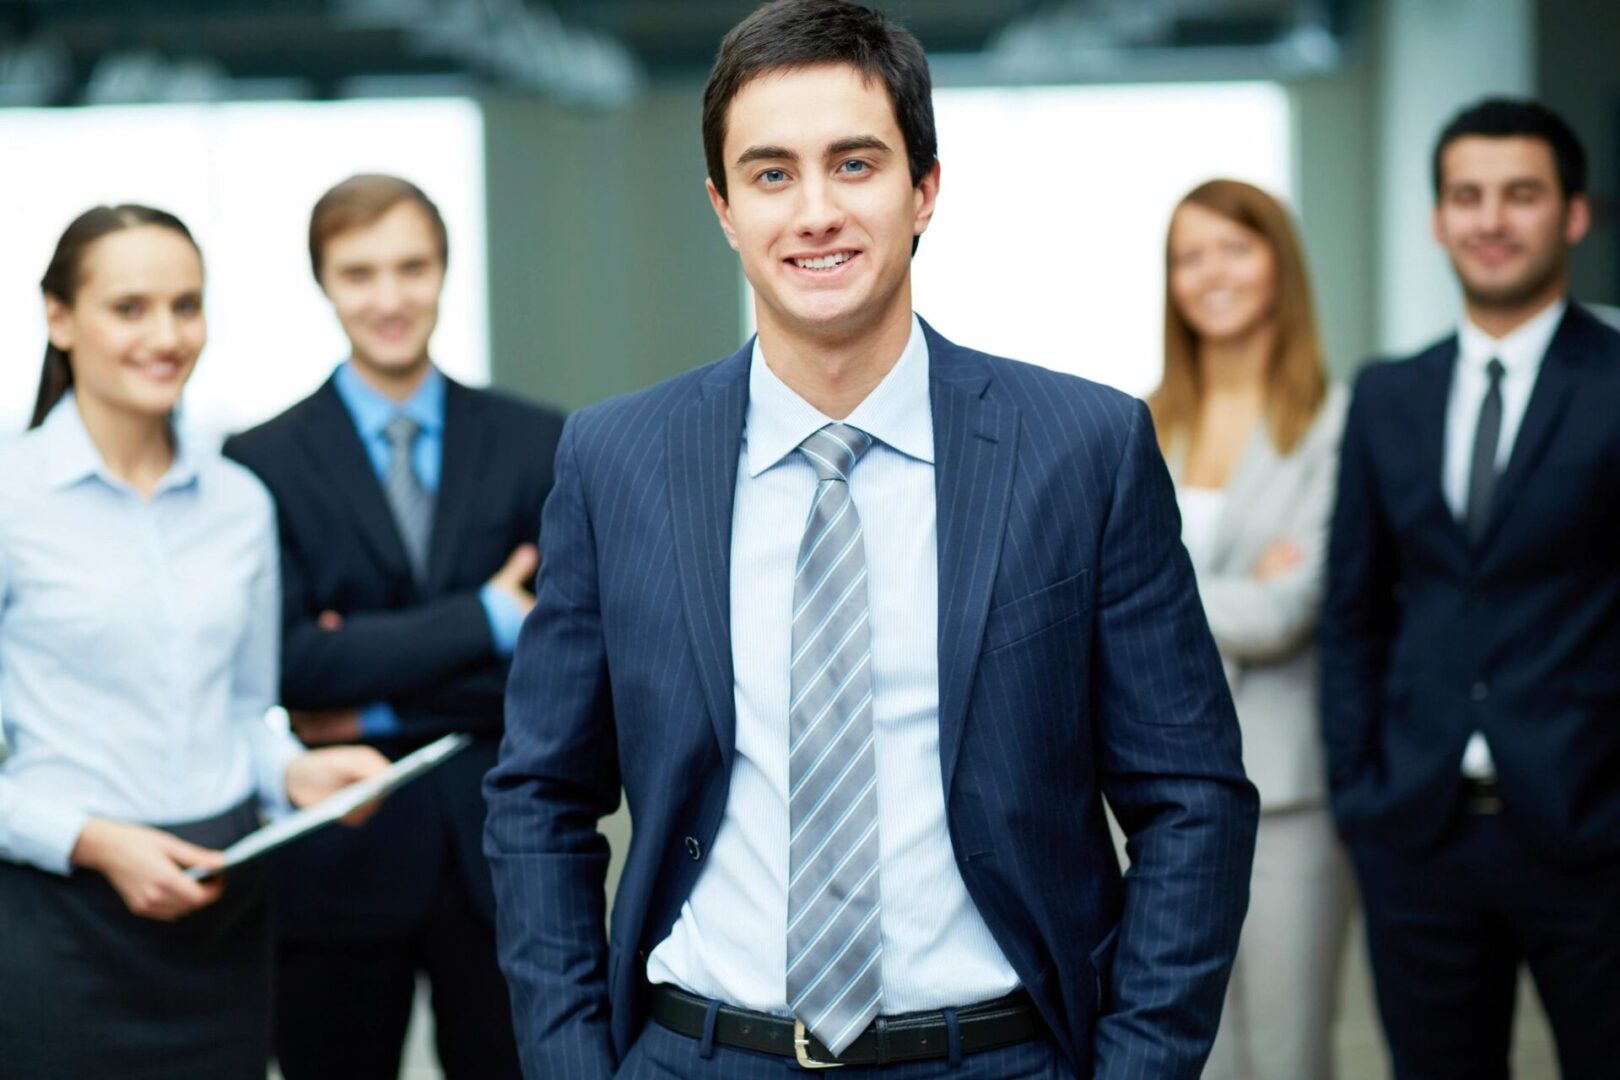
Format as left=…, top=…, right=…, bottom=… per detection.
left=1446, top=176, right=1551, bottom=193
left=733, top=134, right=895, bottom=169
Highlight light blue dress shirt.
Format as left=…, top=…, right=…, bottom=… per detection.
left=645, top=317, right=1021, bottom=1012
left=330, top=362, right=525, bottom=737
left=0, top=396, right=303, bottom=875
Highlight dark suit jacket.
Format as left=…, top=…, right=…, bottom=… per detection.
left=484, top=323, right=1258, bottom=1079
left=224, top=373, right=565, bottom=940
left=1321, top=303, right=1620, bottom=864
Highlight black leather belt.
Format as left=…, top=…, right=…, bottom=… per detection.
left=649, top=984, right=1043, bottom=1068
left=1462, top=776, right=1503, bottom=815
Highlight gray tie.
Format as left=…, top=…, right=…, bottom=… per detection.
left=786, top=423, right=883, bottom=1059
left=382, top=415, right=433, bottom=581
left=1464, top=358, right=1505, bottom=543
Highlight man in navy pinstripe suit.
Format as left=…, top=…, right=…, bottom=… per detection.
left=486, top=3, right=1258, bottom=1077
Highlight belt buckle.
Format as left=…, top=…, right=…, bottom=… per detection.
left=793, top=1018, right=846, bottom=1069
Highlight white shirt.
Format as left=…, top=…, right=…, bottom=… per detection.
left=1442, top=298, right=1566, bottom=778
left=645, top=317, right=1021, bottom=1013
left=0, top=396, right=301, bottom=875
left=1176, top=487, right=1227, bottom=573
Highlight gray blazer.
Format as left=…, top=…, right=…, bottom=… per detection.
left=1170, top=385, right=1347, bottom=810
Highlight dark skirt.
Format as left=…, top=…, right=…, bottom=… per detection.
left=0, top=798, right=270, bottom=1080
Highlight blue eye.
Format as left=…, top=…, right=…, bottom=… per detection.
left=839, top=159, right=868, bottom=175
left=760, top=168, right=788, bottom=185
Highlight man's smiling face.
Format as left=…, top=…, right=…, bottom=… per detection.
left=707, top=62, right=938, bottom=349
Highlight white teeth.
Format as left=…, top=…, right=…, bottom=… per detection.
left=793, top=252, right=853, bottom=270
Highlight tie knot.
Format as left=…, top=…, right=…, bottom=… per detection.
left=1485, top=357, right=1505, bottom=384
left=799, top=423, right=873, bottom=483
left=383, top=415, right=420, bottom=448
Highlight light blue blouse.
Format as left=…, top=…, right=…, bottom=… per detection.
left=0, top=396, right=302, bottom=875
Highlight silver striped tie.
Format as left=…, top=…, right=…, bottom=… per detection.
left=787, top=422, right=883, bottom=1058
left=382, top=415, right=433, bottom=582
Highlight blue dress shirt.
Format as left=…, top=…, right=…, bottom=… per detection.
left=330, top=362, right=524, bottom=737
left=0, top=396, right=303, bottom=875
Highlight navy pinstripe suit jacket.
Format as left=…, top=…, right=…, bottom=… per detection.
left=485, top=322, right=1258, bottom=1079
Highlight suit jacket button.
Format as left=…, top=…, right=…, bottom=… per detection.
left=1471, top=681, right=1489, bottom=702
left=685, top=836, right=703, bottom=860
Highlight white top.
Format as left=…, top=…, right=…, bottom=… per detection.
left=1443, top=297, right=1566, bottom=779
left=1177, top=486, right=1227, bottom=572
left=0, top=396, right=301, bottom=875
left=645, top=317, right=1021, bottom=1013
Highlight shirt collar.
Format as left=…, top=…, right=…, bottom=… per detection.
left=333, top=360, right=446, bottom=442
left=40, top=392, right=199, bottom=494
left=744, top=315, right=934, bottom=478
left=1457, top=297, right=1567, bottom=380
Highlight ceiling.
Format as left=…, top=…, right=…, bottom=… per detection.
left=0, top=0, right=1361, bottom=106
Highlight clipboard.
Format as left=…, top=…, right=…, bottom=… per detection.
left=188, top=733, right=472, bottom=880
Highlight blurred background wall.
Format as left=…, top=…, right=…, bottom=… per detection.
left=6, top=0, right=1611, bottom=427
left=2, top=4, right=1609, bottom=1074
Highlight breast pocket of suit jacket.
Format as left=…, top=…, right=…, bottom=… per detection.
left=981, top=569, right=1093, bottom=656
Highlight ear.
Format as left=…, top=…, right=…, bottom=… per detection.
left=912, top=160, right=941, bottom=239
left=43, top=294, right=75, bottom=353
left=706, top=178, right=740, bottom=252
left=1564, top=192, right=1592, bottom=246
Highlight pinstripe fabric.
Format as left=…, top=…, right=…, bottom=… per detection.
left=382, top=415, right=433, bottom=581
left=786, top=423, right=883, bottom=1055
left=486, top=318, right=1258, bottom=1080
left=647, top=324, right=1020, bottom=1019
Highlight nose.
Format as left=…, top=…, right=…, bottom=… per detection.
left=794, top=174, right=845, bottom=239
left=374, top=273, right=405, bottom=311
left=1478, top=193, right=1509, bottom=232
left=149, top=309, right=182, bottom=352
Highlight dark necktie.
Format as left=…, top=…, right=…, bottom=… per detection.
left=1464, top=358, right=1506, bottom=543
left=383, top=415, right=434, bottom=581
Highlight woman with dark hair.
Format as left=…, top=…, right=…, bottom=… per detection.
left=0, top=205, right=388, bottom=1078
left=1151, top=179, right=1351, bottom=1079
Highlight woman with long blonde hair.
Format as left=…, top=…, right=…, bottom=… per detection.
left=1152, top=179, right=1351, bottom=1079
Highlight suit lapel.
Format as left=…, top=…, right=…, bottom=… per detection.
left=1412, top=340, right=1471, bottom=559
left=926, top=325, right=1020, bottom=796
left=667, top=348, right=750, bottom=764
left=302, top=378, right=415, bottom=583
left=428, top=380, right=488, bottom=593
left=1476, top=307, right=1582, bottom=551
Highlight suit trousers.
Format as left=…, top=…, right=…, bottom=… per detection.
left=273, top=845, right=521, bottom=1080
left=1349, top=808, right=1620, bottom=1080
left=1203, top=804, right=1353, bottom=1080
left=614, top=1015, right=1078, bottom=1079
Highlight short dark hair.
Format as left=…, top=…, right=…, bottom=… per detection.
left=701, top=0, right=937, bottom=202
left=309, top=173, right=448, bottom=282
left=1432, top=97, right=1588, bottom=200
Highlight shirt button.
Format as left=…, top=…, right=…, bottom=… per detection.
left=684, top=836, right=703, bottom=861
left=1471, top=681, right=1489, bottom=702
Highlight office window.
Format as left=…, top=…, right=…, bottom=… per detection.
left=0, top=98, right=486, bottom=441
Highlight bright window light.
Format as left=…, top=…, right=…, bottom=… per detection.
left=743, top=82, right=1291, bottom=399
left=0, top=99, right=487, bottom=442
left=917, top=83, right=1291, bottom=397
